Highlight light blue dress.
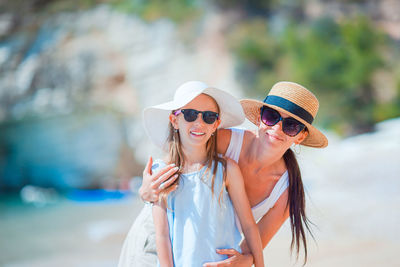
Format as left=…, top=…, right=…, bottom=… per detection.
left=153, top=159, right=242, bottom=267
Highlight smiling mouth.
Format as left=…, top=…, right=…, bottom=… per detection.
left=190, top=131, right=205, bottom=136
left=267, top=132, right=284, bottom=141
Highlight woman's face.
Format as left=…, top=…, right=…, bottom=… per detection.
left=257, top=107, right=308, bottom=149
left=169, top=94, right=220, bottom=149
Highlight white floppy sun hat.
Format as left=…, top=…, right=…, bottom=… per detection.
left=143, top=81, right=245, bottom=150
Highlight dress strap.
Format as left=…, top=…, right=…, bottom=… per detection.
left=251, top=171, right=289, bottom=222
left=225, top=128, right=244, bottom=163
left=236, top=171, right=289, bottom=233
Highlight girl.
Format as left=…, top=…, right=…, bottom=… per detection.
left=142, top=81, right=264, bottom=266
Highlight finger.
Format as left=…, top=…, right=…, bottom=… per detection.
left=202, top=263, right=218, bottom=267
left=216, top=248, right=240, bottom=256
left=150, top=163, right=177, bottom=181
left=203, top=258, right=231, bottom=267
left=159, top=173, right=179, bottom=189
left=152, top=167, right=179, bottom=188
left=143, top=156, right=153, bottom=175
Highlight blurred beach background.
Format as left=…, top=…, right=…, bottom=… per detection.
left=0, top=0, right=399, bottom=266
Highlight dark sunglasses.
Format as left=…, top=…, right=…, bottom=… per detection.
left=174, top=109, right=219, bottom=124
left=260, top=106, right=306, bottom=137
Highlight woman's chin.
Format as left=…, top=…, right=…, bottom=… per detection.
left=261, top=133, right=282, bottom=145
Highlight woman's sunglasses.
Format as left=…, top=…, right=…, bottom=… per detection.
left=260, top=106, right=306, bottom=137
left=174, top=109, right=219, bottom=124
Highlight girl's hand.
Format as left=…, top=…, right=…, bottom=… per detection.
left=202, top=249, right=254, bottom=267
left=139, top=156, right=179, bottom=203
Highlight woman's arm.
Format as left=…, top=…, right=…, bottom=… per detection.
left=205, top=249, right=253, bottom=267
left=153, top=203, right=174, bottom=267
left=257, top=190, right=290, bottom=248
left=139, top=156, right=179, bottom=203
left=241, top=190, right=289, bottom=254
left=225, top=159, right=264, bottom=267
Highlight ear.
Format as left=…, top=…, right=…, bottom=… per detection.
left=213, top=118, right=221, bottom=132
left=294, top=129, right=308, bottom=144
left=169, top=114, right=179, bottom=129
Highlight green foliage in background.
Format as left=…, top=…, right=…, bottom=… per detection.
left=284, top=17, right=385, bottom=134
left=229, top=19, right=282, bottom=95
left=228, top=16, right=400, bottom=135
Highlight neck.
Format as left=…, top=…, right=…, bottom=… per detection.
left=250, top=136, right=287, bottom=170
left=181, top=144, right=208, bottom=168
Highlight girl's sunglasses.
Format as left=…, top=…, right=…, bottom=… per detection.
left=174, top=109, right=219, bottom=124
left=260, top=106, right=306, bottom=137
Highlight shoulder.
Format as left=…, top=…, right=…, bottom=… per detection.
left=217, top=128, right=232, bottom=155
left=224, top=158, right=243, bottom=186
left=243, top=129, right=256, bottom=142
left=225, top=157, right=240, bottom=171
left=241, top=129, right=256, bottom=151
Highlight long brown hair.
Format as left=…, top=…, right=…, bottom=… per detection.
left=158, top=99, right=227, bottom=207
left=284, top=147, right=314, bottom=265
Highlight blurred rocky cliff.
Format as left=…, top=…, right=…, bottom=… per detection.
left=1, top=0, right=399, bottom=191
left=0, top=5, right=241, bottom=190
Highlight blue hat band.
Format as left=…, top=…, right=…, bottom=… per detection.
left=263, top=95, right=314, bottom=124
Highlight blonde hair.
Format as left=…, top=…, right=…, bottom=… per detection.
left=158, top=98, right=227, bottom=207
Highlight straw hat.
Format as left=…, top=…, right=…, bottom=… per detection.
left=143, top=81, right=245, bottom=150
left=240, top=81, right=328, bottom=148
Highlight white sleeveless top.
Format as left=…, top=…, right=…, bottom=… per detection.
left=225, top=128, right=289, bottom=233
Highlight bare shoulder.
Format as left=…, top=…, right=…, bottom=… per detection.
left=226, top=157, right=240, bottom=171
left=217, top=128, right=232, bottom=155
left=241, top=129, right=257, bottom=151
left=225, top=157, right=243, bottom=187
left=243, top=129, right=256, bottom=142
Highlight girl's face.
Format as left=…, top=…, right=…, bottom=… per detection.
left=169, top=94, right=220, bottom=149
left=257, top=107, right=308, bottom=149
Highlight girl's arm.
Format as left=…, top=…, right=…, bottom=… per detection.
left=153, top=203, right=174, bottom=267
left=225, top=159, right=264, bottom=267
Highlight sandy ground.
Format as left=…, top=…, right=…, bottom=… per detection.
left=1, top=192, right=398, bottom=267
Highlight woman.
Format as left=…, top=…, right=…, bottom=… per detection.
left=119, top=81, right=328, bottom=266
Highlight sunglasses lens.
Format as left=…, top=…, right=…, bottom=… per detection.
left=260, top=107, right=306, bottom=137
left=203, top=112, right=218, bottom=124
left=261, top=107, right=280, bottom=126
left=282, top=118, right=305, bottom=137
left=181, top=109, right=218, bottom=124
left=182, top=109, right=198, bottom=122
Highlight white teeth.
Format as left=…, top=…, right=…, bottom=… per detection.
left=191, top=131, right=205, bottom=136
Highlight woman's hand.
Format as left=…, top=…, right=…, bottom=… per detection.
left=202, top=249, right=254, bottom=267
left=139, top=156, right=179, bottom=203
